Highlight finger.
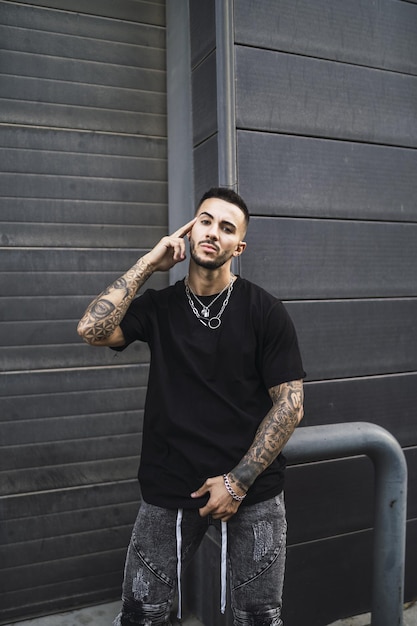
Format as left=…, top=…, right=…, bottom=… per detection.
left=218, top=504, right=240, bottom=521
left=203, top=502, right=236, bottom=521
left=198, top=504, right=210, bottom=518
left=173, top=239, right=186, bottom=261
left=190, top=483, right=208, bottom=499
left=171, top=217, right=197, bottom=239
left=160, top=237, right=186, bottom=263
left=198, top=498, right=225, bottom=518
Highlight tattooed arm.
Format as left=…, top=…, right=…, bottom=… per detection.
left=228, top=379, right=304, bottom=495
left=77, top=258, right=154, bottom=346
left=192, top=379, right=304, bottom=521
left=77, top=217, right=197, bottom=347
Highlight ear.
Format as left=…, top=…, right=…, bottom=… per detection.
left=233, top=241, right=247, bottom=257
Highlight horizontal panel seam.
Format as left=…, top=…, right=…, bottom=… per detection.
left=0, top=97, right=167, bottom=116
left=0, top=477, right=138, bottom=500
left=236, top=126, right=417, bottom=151
left=287, top=526, right=373, bottom=548
left=237, top=128, right=417, bottom=153
left=235, top=42, right=417, bottom=79
left=0, top=22, right=165, bottom=48
left=0, top=73, right=166, bottom=94
left=0, top=122, right=168, bottom=139
left=0, top=455, right=141, bottom=473
left=303, top=371, right=417, bottom=386
left=0, top=148, right=166, bottom=160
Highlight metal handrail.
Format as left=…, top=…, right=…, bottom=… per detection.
left=284, top=422, right=408, bottom=626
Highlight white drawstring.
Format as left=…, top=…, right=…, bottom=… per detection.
left=220, top=520, right=227, bottom=613
left=176, top=508, right=183, bottom=620
left=176, top=511, right=227, bottom=617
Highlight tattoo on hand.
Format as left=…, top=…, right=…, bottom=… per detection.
left=230, top=380, right=304, bottom=492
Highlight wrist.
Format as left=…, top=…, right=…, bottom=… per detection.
left=134, top=254, right=155, bottom=276
left=223, top=474, right=247, bottom=502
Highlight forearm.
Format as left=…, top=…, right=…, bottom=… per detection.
left=77, top=254, right=153, bottom=344
left=229, top=380, right=304, bottom=494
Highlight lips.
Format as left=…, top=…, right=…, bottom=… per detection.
left=199, top=241, right=218, bottom=252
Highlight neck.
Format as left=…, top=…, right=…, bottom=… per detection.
left=187, top=262, right=233, bottom=296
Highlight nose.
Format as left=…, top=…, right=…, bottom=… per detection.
left=207, top=222, right=219, bottom=240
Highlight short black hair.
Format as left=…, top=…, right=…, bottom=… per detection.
left=197, top=187, right=250, bottom=228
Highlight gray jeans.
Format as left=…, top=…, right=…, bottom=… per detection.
left=114, top=494, right=286, bottom=626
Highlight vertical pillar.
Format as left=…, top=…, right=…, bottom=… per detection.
left=215, top=0, right=237, bottom=190
left=166, top=0, right=194, bottom=284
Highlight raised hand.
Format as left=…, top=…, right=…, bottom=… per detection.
left=144, top=218, right=197, bottom=272
left=78, top=218, right=197, bottom=345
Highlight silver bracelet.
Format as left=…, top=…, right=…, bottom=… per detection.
left=223, top=474, right=246, bottom=502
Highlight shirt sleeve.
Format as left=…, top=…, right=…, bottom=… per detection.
left=111, top=290, right=154, bottom=351
left=261, top=301, right=306, bottom=389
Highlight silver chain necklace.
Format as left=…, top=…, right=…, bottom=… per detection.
left=187, top=279, right=230, bottom=318
left=184, top=276, right=235, bottom=329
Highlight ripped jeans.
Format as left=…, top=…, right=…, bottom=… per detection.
left=114, top=493, right=286, bottom=626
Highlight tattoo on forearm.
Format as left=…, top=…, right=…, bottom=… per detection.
left=89, top=299, right=116, bottom=321
left=229, top=380, right=304, bottom=493
left=78, top=258, right=153, bottom=343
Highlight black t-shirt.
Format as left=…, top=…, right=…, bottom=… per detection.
left=114, top=276, right=305, bottom=509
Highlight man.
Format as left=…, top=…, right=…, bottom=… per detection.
left=78, top=187, right=305, bottom=626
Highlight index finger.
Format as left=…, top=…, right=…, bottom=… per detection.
left=171, top=217, right=197, bottom=238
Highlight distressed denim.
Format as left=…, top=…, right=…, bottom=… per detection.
left=114, top=494, right=286, bottom=626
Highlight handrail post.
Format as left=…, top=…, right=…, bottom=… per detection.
left=284, top=422, right=408, bottom=626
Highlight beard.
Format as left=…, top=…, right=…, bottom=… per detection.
left=189, top=239, right=231, bottom=270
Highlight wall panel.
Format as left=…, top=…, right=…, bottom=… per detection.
left=192, top=50, right=217, bottom=146
left=236, top=46, right=417, bottom=147
left=1, top=364, right=147, bottom=397
left=283, top=515, right=417, bottom=625
left=283, top=527, right=373, bottom=625
left=238, top=131, right=417, bottom=222
left=1, top=409, right=144, bottom=445
left=303, top=373, right=417, bottom=447
left=189, top=0, right=215, bottom=68
left=0, top=0, right=166, bottom=621
left=9, top=0, right=165, bottom=25
left=190, top=0, right=218, bottom=205
left=2, top=4, right=164, bottom=49
left=241, top=217, right=417, bottom=299
left=287, top=299, right=417, bottom=380
left=1, top=271, right=165, bottom=298
left=235, top=0, right=417, bottom=75
left=193, top=134, right=219, bottom=202
left=286, top=447, right=417, bottom=544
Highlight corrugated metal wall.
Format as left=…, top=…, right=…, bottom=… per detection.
left=0, top=0, right=167, bottom=622
left=187, top=1, right=417, bottom=625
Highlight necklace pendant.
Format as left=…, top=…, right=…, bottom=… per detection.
left=208, top=317, right=221, bottom=329
left=201, top=307, right=210, bottom=318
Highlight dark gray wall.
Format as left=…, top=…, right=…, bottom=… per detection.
left=0, top=0, right=166, bottom=622
left=188, top=1, right=417, bottom=625
left=190, top=0, right=218, bottom=200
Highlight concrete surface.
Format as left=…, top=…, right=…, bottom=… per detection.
left=326, top=600, right=417, bottom=626
left=5, top=601, right=203, bottom=626
left=5, top=599, right=417, bottom=625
